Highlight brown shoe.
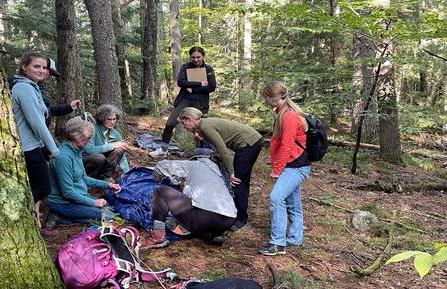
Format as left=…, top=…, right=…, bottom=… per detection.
left=142, top=230, right=169, bottom=248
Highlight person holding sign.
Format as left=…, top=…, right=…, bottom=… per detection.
left=161, top=46, right=216, bottom=144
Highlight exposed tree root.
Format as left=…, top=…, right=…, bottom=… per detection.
left=265, top=261, right=281, bottom=289
left=353, top=210, right=397, bottom=276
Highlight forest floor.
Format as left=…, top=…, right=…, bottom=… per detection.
left=43, top=112, right=447, bottom=289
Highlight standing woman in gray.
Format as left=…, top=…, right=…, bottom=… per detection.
left=11, top=51, right=60, bottom=228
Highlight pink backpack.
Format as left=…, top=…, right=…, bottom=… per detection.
left=57, top=226, right=175, bottom=289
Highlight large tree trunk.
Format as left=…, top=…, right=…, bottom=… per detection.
left=378, top=60, right=402, bottom=163
left=0, top=79, right=63, bottom=288
left=55, top=0, right=83, bottom=137
left=111, top=0, right=133, bottom=101
left=239, top=0, right=252, bottom=109
left=141, top=0, right=158, bottom=112
left=84, top=0, right=122, bottom=110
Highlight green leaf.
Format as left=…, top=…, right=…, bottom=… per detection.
left=414, top=253, right=433, bottom=278
left=433, top=247, right=447, bottom=264
left=434, top=243, right=447, bottom=249
left=385, top=251, right=421, bottom=265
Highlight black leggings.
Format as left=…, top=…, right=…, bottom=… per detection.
left=24, top=147, right=50, bottom=202
left=232, top=138, right=263, bottom=225
left=152, top=187, right=235, bottom=238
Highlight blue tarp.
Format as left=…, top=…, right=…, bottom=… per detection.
left=105, top=167, right=180, bottom=240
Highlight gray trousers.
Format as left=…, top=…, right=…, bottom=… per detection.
left=161, top=98, right=201, bottom=143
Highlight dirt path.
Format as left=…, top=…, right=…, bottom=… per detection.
left=44, top=115, right=447, bottom=289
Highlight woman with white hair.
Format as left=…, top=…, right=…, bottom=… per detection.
left=47, top=117, right=121, bottom=225
left=83, top=104, right=130, bottom=181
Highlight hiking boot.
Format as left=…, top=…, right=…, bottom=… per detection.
left=258, top=243, right=286, bottom=256
left=142, top=230, right=170, bottom=248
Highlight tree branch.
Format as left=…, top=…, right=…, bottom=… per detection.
left=422, top=49, right=447, bottom=62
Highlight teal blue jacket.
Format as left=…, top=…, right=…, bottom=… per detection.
left=84, top=123, right=130, bottom=173
left=48, top=142, right=109, bottom=206
left=11, top=75, right=59, bottom=155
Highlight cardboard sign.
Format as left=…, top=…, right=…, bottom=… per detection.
left=186, top=68, right=207, bottom=82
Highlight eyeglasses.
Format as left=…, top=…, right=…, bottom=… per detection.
left=106, top=118, right=117, bottom=121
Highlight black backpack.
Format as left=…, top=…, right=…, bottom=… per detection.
left=296, top=114, right=328, bottom=162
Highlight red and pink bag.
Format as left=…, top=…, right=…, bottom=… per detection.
left=57, top=226, right=175, bottom=289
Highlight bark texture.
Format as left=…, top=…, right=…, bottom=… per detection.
left=141, top=0, right=158, bottom=111
left=170, top=0, right=182, bottom=84
left=84, top=0, right=122, bottom=109
left=378, top=60, right=402, bottom=163
left=55, top=0, right=83, bottom=136
left=0, top=78, right=63, bottom=289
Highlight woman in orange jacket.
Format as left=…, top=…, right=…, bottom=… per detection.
left=258, top=81, right=311, bottom=256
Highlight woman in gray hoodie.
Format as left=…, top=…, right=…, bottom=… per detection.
left=11, top=51, right=60, bottom=228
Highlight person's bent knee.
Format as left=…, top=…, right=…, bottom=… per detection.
left=87, top=153, right=107, bottom=164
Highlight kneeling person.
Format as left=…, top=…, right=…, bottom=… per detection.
left=145, top=153, right=236, bottom=248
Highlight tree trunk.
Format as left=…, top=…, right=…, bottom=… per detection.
left=170, top=0, right=182, bottom=90
left=0, top=0, right=6, bottom=48
left=351, top=33, right=379, bottom=143
left=0, top=78, right=63, bottom=288
left=55, top=0, right=83, bottom=137
left=84, top=0, right=122, bottom=110
left=141, top=0, right=158, bottom=112
left=111, top=0, right=133, bottom=101
left=239, top=0, right=252, bottom=109
left=327, top=0, right=339, bottom=124
left=198, top=0, right=203, bottom=44
left=378, top=60, right=402, bottom=163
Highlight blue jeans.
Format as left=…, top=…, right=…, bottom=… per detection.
left=269, top=166, right=311, bottom=246
left=48, top=202, right=114, bottom=224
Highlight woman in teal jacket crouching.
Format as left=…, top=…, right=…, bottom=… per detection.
left=47, top=117, right=121, bottom=225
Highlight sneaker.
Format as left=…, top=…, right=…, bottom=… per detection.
left=258, top=243, right=286, bottom=256
left=142, top=230, right=170, bottom=248
left=204, top=235, right=224, bottom=246
left=229, top=221, right=249, bottom=232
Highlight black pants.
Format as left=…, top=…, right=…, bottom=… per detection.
left=83, top=148, right=124, bottom=179
left=24, top=147, right=50, bottom=202
left=161, top=98, right=202, bottom=143
left=233, top=138, right=263, bottom=227
left=152, top=187, right=235, bottom=238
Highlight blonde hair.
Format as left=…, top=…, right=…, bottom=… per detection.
left=65, top=116, right=94, bottom=141
left=177, top=107, right=203, bottom=122
left=262, top=80, right=307, bottom=137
